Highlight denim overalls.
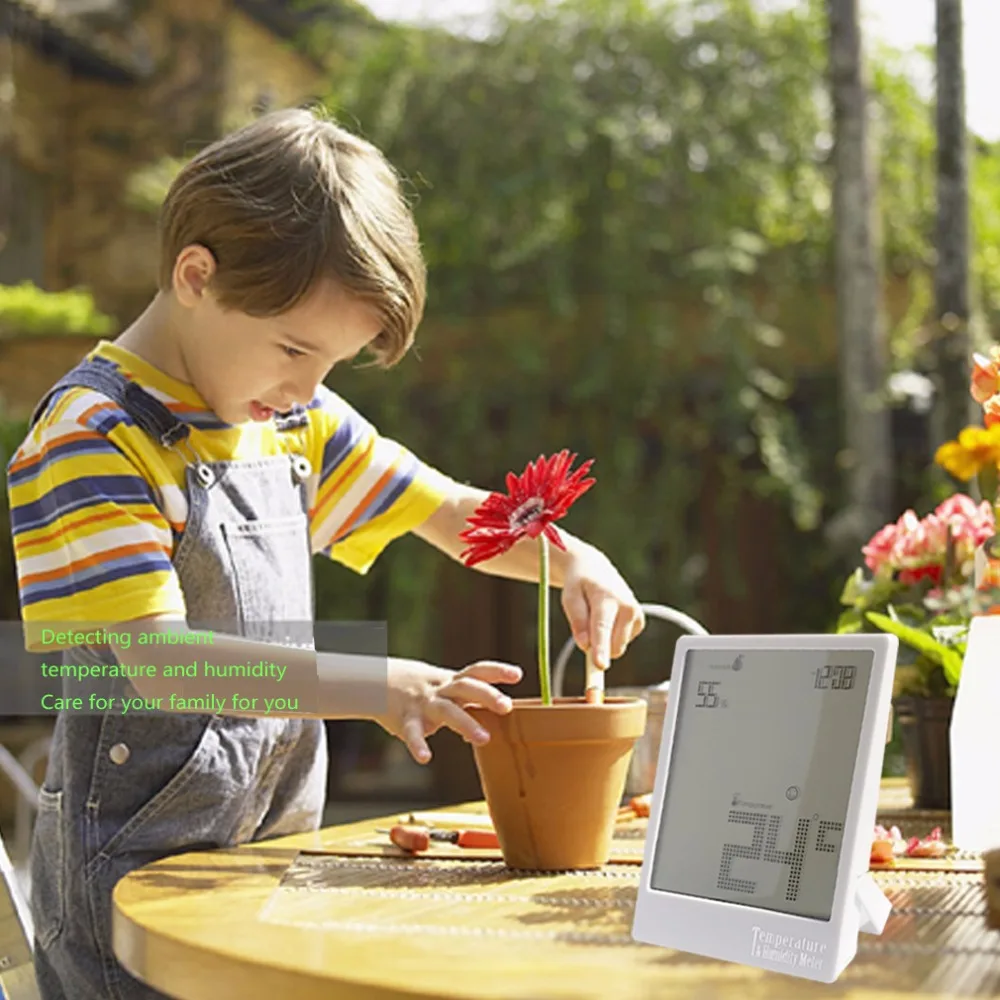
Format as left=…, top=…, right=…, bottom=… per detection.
left=25, top=357, right=328, bottom=999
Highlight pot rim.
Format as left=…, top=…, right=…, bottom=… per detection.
left=606, top=685, right=669, bottom=700
left=469, top=695, right=647, bottom=741
left=488, top=696, right=647, bottom=709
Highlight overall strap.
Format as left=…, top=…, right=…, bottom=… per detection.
left=28, top=358, right=191, bottom=449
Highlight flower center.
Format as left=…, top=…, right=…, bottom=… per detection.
left=509, top=496, right=545, bottom=531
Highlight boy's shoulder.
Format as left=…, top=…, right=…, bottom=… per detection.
left=34, top=384, right=131, bottom=433
left=11, top=384, right=135, bottom=466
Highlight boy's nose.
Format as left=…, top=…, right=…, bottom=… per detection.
left=279, top=382, right=318, bottom=408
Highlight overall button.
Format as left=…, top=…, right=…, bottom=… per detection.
left=109, top=743, right=130, bottom=765
left=195, top=464, right=213, bottom=487
left=291, top=455, right=312, bottom=483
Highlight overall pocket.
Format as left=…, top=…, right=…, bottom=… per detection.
left=88, top=715, right=224, bottom=874
left=30, top=787, right=65, bottom=949
left=221, top=514, right=313, bottom=637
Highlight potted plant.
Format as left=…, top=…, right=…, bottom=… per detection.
left=459, top=451, right=647, bottom=870
left=836, top=494, right=994, bottom=808
left=852, top=348, right=1000, bottom=811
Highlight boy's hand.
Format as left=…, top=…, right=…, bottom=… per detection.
left=561, top=549, right=645, bottom=670
left=375, top=659, right=523, bottom=763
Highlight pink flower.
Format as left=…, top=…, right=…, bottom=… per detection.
left=890, top=510, right=941, bottom=574
left=905, top=827, right=947, bottom=859
left=933, top=495, right=995, bottom=565
left=862, top=522, right=899, bottom=573
left=972, top=350, right=1000, bottom=405
left=934, top=494, right=982, bottom=521
left=860, top=496, right=994, bottom=583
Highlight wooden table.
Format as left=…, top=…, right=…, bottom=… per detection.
left=112, top=779, right=999, bottom=1000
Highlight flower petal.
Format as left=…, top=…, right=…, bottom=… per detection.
left=460, top=451, right=597, bottom=565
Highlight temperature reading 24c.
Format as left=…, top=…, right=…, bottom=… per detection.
left=718, top=812, right=844, bottom=903
left=814, top=664, right=856, bottom=691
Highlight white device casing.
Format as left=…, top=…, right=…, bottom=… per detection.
left=630, top=633, right=898, bottom=983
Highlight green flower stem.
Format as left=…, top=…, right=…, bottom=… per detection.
left=538, top=533, right=551, bottom=706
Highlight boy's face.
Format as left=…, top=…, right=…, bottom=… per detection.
left=173, top=246, right=382, bottom=426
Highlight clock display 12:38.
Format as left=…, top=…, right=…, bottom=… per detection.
left=814, top=664, right=856, bottom=690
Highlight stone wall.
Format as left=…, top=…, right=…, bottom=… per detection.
left=222, top=8, right=325, bottom=133
left=2, top=42, right=70, bottom=291
left=7, top=0, right=326, bottom=329
left=53, top=0, right=229, bottom=323
left=6, top=42, right=70, bottom=182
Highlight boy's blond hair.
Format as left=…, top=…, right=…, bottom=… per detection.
left=158, top=107, right=425, bottom=367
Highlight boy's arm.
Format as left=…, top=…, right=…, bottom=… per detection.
left=109, top=613, right=388, bottom=720
left=110, top=613, right=520, bottom=756
left=303, top=388, right=643, bottom=666
left=410, top=481, right=645, bottom=670
left=307, top=386, right=451, bottom=573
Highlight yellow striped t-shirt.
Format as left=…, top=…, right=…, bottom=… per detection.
left=6, top=341, right=451, bottom=646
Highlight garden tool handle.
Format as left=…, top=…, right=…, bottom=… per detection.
left=438, top=829, right=500, bottom=849
left=388, top=825, right=431, bottom=852
left=552, top=602, right=709, bottom=698
left=382, top=826, right=499, bottom=850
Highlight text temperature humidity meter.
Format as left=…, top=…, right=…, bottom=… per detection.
left=631, top=633, right=898, bottom=982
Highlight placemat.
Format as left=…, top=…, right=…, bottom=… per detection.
left=309, top=813, right=983, bottom=872
left=311, top=818, right=649, bottom=865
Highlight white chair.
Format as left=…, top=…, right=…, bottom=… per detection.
left=553, top=602, right=710, bottom=798
left=0, top=736, right=43, bottom=997
left=1, top=827, right=40, bottom=997
left=552, top=601, right=709, bottom=699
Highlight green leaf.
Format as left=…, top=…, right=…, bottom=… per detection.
left=839, top=569, right=866, bottom=606
left=866, top=611, right=964, bottom=686
left=835, top=612, right=863, bottom=634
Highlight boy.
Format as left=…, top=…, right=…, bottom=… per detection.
left=6, top=107, right=645, bottom=1000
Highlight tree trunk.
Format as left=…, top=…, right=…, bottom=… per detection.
left=933, top=0, right=973, bottom=446
left=827, top=0, right=894, bottom=548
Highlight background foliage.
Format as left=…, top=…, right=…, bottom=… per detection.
left=0, top=284, right=115, bottom=338
left=305, top=0, right=999, bottom=686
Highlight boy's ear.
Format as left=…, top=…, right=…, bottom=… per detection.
left=173, top=244, right=217, bottom=307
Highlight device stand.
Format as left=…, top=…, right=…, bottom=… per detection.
left=854, top=872, right=892, bottom=935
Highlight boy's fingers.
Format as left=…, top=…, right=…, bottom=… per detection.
left=401, top=716, right=432, bottom=763
left=432, top=699, right=491, bottom=746
left=457, top=661, right=523, bottom=684
left=561, top=587, right=591, bottom=650
left=629, top=608, right=647, bottom=643
left=589, top=596, right=618, bottom=669
left=612, top=605, right=641, bottom=659
left=438, top=676, right=514, bottom=714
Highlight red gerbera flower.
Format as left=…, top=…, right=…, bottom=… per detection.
left=459, top=450, right=596, bottom=568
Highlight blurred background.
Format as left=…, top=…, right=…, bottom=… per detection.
left=0, top=0, right=996, bottom=828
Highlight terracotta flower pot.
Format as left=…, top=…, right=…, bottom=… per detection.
left=467, top=696, right=647, bottom=870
